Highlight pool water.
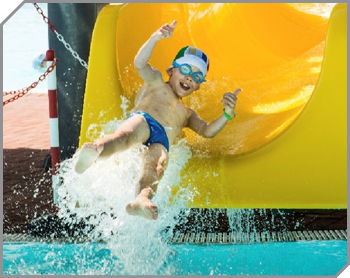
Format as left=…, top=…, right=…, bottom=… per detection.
left=3, top=240, right=347, bottom=275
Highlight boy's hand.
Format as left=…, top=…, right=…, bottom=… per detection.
left=221, top=88, right=241, bottom=116
left=153, top=20, right=177, bottom=41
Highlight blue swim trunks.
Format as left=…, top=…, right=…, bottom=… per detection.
left=128, top=111, right=170, bottom=152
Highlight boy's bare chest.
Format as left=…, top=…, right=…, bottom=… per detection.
left=135, top=84, right=189, bottom=126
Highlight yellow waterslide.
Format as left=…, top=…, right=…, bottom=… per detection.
left=80, top=3, right=347, bottom=209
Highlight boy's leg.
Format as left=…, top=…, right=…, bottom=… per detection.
left=75, top=114, right=150, bottom=174
left=126, top=144, right=168, bottom=220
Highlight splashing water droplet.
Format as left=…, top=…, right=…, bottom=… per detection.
left=56, top=115, right=194, bottom=274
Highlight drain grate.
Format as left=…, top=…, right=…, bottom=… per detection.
left=3, top=233, right=93, bottom=243
left=3, top=230, right=347, bottom=244
left=169, top=230, right=347, bottom=244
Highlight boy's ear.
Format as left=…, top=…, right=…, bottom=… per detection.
left=166, top=66, right=173, bottom=76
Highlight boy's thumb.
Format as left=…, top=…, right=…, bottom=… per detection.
left=171, top=20, right=177, bottom=27
left=233, top=88, right=242, bottom=96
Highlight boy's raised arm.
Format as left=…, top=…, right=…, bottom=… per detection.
left=134, top=21, right=177, bottom=82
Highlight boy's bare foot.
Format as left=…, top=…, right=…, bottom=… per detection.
left=126, top=188, right=158, bottom=220
left=74, top=143, right=103, bottom=174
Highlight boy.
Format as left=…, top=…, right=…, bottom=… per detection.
left=75, top=20, right=240, bottom=220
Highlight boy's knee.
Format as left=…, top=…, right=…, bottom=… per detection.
left=143, top=159, right=166, bottom=180
left=156, top=156, right=168, bottom=178
left=111, top=131, right=132, bottom=149
left=118, top=132, right=131, bottom=146
left=156, top=163, right=165, bottom=178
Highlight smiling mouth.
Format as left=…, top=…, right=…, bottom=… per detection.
left=180, top=82, right=190, bottom=91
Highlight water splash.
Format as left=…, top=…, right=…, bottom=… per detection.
left=56, top=113, right=195, bottom=274
left=53, top=93, right=294, bottom=273
left=227, top=208, right=292, bottom=243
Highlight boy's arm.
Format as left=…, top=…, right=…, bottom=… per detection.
left=134, top=21, right=177, bottom=83
left=187, top=89, right=241, bottom=138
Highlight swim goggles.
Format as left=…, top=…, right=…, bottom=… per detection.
left=172, top=61, right=206, bottom=84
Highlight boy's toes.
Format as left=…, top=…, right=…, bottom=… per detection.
left=150, top=205, right=158, bottom=220
left=125, top=203, right=133, bottom=214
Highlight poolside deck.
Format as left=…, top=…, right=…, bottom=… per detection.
left=3, top=93, right=54, bottom=233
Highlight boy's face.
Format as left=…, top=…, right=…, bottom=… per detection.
left=167, top=64, right=201, bottom=98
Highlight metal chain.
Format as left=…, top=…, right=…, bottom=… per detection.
left=33, top=3, right=88, bottom=69
left=3, top=58, right=58, bottom=106
left=54, top=30, right=88, bottom=69
left=33, top=3, right=56, bottom=32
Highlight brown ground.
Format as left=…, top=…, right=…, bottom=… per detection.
left=3, top=93, right=55, bottom=234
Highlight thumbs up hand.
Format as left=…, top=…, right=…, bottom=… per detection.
left=153, top=20, right=177, bottom=40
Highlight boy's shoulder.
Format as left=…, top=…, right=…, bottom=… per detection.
left=153, top=68, right=164, bottom=81
left=147, top=68, right=165, bottom=85
left=136, top=64, right=164, bottom=84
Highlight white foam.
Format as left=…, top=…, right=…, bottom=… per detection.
left=56, top=115, right=194, bottom=274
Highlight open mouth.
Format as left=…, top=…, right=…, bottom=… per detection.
left=180, top=82, right=190, bottom=91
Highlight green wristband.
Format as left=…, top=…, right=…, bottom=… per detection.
left=223, top=109, right=236, bottom=120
